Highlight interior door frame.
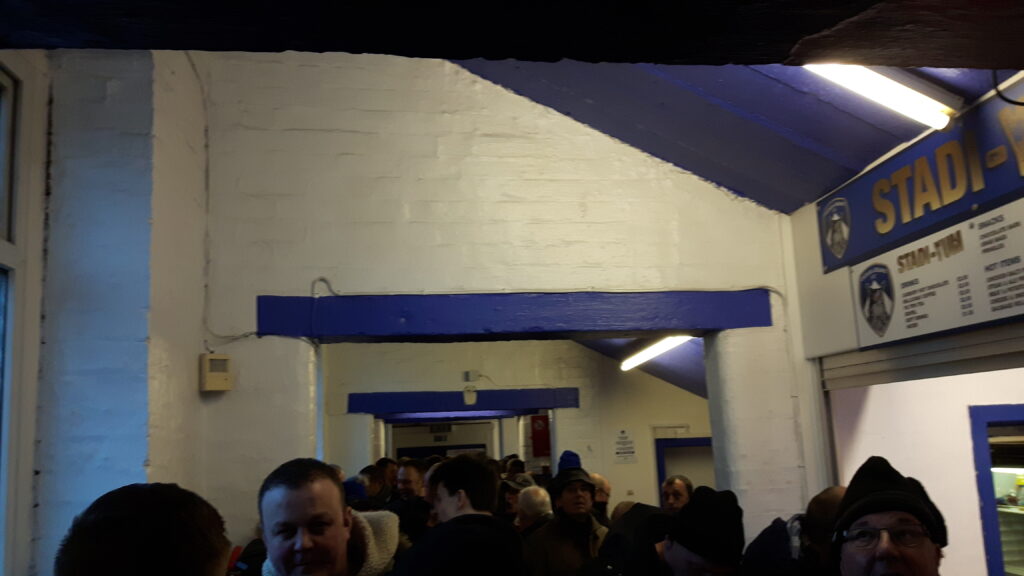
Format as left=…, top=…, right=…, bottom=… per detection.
left=970, top=403, right=1024, bottom=576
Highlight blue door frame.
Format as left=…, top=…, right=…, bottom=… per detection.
left=970, top=403, right=1024, bottom=576
left=349, top=388, right=579, bottom=423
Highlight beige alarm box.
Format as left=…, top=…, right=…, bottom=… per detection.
left=200, top=353, right=233, bottom=392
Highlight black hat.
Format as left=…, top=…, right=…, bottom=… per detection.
left=503, top=473, right=536, bottom=491
left=833, top=456, right=947, bottom=548
left=668, top=486, right=745, bottom=565
left=549, top=467, right=595, bottom=497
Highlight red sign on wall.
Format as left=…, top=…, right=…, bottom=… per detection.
left=530, top=414, right=551, bottom=457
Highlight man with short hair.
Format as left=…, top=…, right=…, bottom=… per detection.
left=376, top=457, right=399, bottom=493
left=832, top=456, right=945, bottom=576
left=662, top=486, right=745, bottom=576
left=388, top=459, right=431, bottom=542
left=525, top=465, right=608, bottom=576
left=259, top=458, right=399, bottom=576
left=516, top=485, right=554, bottom=539
left=393, top=454, right=525, bottom=576
left=661, top=475, right=694, bottom=515
left=55, top=483, right=231, bottom=576
left=396, top=459, right=427, bottom=500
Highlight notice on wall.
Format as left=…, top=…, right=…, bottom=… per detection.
left=614, top=429, right=637, bottom=464
left=851, top=195, right=1024, bottom=347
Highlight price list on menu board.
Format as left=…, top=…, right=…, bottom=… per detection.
left=851, top=197, right=1024, bottom=347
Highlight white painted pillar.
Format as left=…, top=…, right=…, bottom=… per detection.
left=704, top=311, right=828, bottom=542
left=38, top=50, right=156, bottom=571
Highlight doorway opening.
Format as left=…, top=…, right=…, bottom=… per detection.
left=971, top=404, right=1024, bottom=576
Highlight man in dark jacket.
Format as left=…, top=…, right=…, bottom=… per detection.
left=525, top=465, right=609, bottom=576
left=393, top=454, right=524, bottom=576
left=662, top=486, right=745, bottom=576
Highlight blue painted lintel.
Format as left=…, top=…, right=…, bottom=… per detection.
left=349, top=387, right=579, bottom=415
left=257, top=290, right=772, bottom=341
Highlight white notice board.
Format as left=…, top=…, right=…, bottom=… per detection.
left=851, top=196, right=1024, bottom=347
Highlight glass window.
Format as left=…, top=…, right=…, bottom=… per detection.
left=0, top=68, right=13, bottom=242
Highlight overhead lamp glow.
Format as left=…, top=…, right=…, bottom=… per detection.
left=992, top=467, right=1024, bottom=475
left=804, top=64, right=954, bottom=130
left=620, top=336, right=693, bottom=371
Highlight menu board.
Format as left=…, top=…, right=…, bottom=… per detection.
left=851, top=196, right=1024, bottom=347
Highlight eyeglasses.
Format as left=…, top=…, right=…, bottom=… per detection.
left=841, top=524, right=932, bottom=549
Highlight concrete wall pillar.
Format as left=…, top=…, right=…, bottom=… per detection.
left=705, top=314, right=818, bottom=539
left=37, top=50, right=155, bottom=572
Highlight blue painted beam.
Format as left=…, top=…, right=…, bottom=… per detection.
left=257, top=290, right=772, bottom=341
left=348, top=388, right=579, bottom=414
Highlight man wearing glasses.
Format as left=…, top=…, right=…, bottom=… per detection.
left=832, top=456, right=946, bottom=576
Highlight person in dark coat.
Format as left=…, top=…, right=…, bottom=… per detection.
left=598, top=502, right=672, bottom=576
left=517, top=485, right=554, bottom=540
left=525, top=465, right=608, bottom=576
left=393, top=454, right=525, bottom=576
left=741, top=485, right=846, bottom=576
left=387, top=459, right=432, bottom=543
left=662, top=486, right=745, bottom=576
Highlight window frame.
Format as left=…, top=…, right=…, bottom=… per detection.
left=0, top=68, right=13, bottom=243
left=0, top=53, right=47, bottom=576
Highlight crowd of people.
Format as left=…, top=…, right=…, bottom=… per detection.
left=53, top=453, right=947, bottom=576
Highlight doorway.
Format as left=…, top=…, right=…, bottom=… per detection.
left=656, top=437, right=715, bottom=493
left=971, top=404, right=1024, bottom=576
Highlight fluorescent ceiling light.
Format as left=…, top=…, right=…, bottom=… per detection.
left=620, top=335, right=693, bottom=371
left=992, top=467, right=1024, bottom=475
left=804, top=64, right=955, bottom=130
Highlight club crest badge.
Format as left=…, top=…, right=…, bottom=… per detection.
left=859, top=264, right=894, bottom=337
left=821, top=197, right=851, bottom=259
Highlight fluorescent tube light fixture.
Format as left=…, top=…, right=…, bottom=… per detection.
left=620, top=335, right=693, bottom=371
left=992, top=467, right=1024, bottom=475
left=804, top=64, right=956, bottom=130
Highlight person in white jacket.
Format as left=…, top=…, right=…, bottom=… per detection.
left=259, top=458, right=399, bottom=576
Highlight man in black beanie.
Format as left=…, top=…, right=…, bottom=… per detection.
left=662, top=486, right=745, bottom=575
left=832, top=456, right=946, bottom=576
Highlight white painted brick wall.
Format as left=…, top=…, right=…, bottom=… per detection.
left=37, top=51, right=155, bottom=575
left=148, top=51, right=208, bottom=490
left=196, top=50, right=816, bottom=545
left=832, top=368, right=1024, bottom=574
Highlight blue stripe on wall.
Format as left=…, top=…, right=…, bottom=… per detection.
left=349, top=388, right=579, bottom=414
left=257, top=290, right=771, bottom=341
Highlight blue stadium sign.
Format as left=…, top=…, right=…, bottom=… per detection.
left=818, top=77, right=1024, bottom=273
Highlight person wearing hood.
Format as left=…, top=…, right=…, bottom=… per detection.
left=525, top=464, right=609, bottom=576
left=259, top=458, right=399, bottom=576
